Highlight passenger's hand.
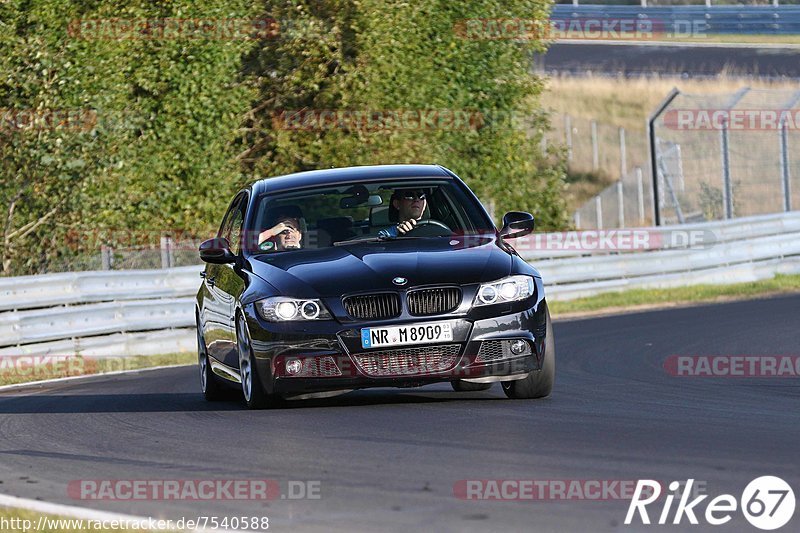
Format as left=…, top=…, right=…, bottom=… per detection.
left=258, top=222, right=294, bottom=244
left=397, top=218, right=417, bottom=235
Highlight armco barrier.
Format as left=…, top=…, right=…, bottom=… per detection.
left=0, top=265, right=201, bottom=312
left=0, top=212, right=798, bottom=356
left=550, top=6, right=800, bottom=35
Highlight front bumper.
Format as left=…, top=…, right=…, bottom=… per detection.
left=245, top=299, right=548, bottom=397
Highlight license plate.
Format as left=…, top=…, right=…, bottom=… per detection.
left=361, top=321, right=453, bottom=349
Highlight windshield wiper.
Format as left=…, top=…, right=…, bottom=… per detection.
left=333, top=236, right=386, bottom=246
left=333, top=234, right=427, bottom=246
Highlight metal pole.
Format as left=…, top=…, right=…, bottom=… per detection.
left=574, top=212, right=581, bottom=229
left=636, top=166, right=645, bottom=224
left=160, top=235, right=174, bottom=269
left=778, top=90, right=800, bottom=212
left=565, top=114, right=573, bottom=163
left=591, top=120, right=599, bottom=171
left=619, top=127, right=627, bottom=178
left=648, top=88, right=681, bottom=226
left=595, top=196, right=603, bottom=230
left=780, top=119, right=792, bottom=212
left=101, top=245, right=112, bottom=270
left=720, top=118, right=733, bottom=219
left=716, top=87, right=749, bottom=220
left=540, top=135, right=547, bottom=157
left=617, top=180, right=625, bottom=228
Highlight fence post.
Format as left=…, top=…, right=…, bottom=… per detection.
left=648, top=87, right=681, bottom=226
left=565, top=114, right=573, bottom=163
left=636, top=166, right=645, bottom=224
left=591, top=120, right=599, bottom=171
left=617, top=180, right=625, bottom=228
left=719, top=118, right=733, bottom=219
left=780, top=119, right=792, bottom=212
left=619, top=127, right=627, bottom=178
left=595, top=196, right=603, bottom=230
left=101, top=245, right=112, bottom=270
left=160, top=235, right=174, bottom=269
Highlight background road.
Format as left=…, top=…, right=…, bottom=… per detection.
left=1, top=295, right=799, bottom=532
left=541, top=43, right=800, bottom=78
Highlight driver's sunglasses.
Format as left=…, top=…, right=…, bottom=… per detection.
left=400, top=192, right=426, bottom=201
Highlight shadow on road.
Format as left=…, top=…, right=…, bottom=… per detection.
left=0, top=388, right=506, bottom=413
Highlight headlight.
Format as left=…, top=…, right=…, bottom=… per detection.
left=473, top=275, right=535, bottom=307
left=257, top=297, right=332, bottom=321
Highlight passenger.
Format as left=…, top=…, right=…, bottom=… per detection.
left=258, top=211, right=304, bottom=252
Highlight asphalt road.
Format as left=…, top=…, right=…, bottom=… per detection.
left=541, top=43, right=800, bottom=78
left=1, top=294, right=799, bottom=532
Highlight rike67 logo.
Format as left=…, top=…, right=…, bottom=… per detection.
left=626, top=477, right=795, bottom=530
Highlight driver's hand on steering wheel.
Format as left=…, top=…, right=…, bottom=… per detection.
left=397, top=218, right=417, bottom=235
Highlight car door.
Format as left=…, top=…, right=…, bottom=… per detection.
left=203, top=194, right=244, bottom=364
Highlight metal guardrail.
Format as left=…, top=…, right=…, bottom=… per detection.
left=0, top=298, right=195, bottom=347
left=524, top=211, right=800, bottom=259
left=0, top=211, right=798, bottom=355
left=0, top=265, right=201, bottom=312
left=551, top=6, right=800, bottom=34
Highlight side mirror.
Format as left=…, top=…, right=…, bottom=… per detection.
left=199, top=238, right=236, bottom=264
left=499, top=211, right=535, bottom=239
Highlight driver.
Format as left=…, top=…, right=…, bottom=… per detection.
left=388, top=188, right=427, bottom=235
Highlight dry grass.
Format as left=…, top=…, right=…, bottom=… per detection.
left=540, top=75, right=800, bottom=131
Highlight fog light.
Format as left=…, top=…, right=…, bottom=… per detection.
left=285, top=358, right=302, bottom=376
left=510, top=339, right=527, bottom=355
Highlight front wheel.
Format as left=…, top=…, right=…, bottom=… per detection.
left=502, top=303, right=555, bottom=399
left=237, top=316, right=280, bottom=409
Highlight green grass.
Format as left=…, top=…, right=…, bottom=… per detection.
left=550, top=274, right=800, bottom=317
left=0, top=353, right=195, bottom=387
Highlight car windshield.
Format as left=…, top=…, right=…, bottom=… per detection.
left=248, top=179, right=495, bottom=253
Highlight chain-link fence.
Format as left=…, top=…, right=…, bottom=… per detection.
left=574, top=88, right=800, bottom=229
left=547, top=113, right=648, bottom=183
left=38, top=236, right=204, bottom=274
left=574, top=165, right=655, bottom=228
left=652, top=88, right=800, bottom=225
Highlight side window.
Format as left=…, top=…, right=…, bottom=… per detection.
left=228, top=206, right=244, bottom=255
left=219, top=193, right=246, bottom=254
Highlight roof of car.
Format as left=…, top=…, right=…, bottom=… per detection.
left=252, top=164, right=454, bottom=195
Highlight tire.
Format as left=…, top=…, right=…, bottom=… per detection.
left=451, top=380, right=492, bottom=392
left=502, top=303, right=555, bottom=399
left=236, top=315, right=279, bottom=409
left=197, top=323, right=225, bottom=401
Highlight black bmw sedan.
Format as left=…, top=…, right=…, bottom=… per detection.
left=196, top=164, right=554, bottom=408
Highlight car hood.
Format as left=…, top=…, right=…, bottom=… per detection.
left=249, top=236, right=512, bottom=297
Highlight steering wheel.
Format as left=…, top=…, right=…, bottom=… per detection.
left=414, top=218, right=451, bottom=231
left=404, top=218, right=451, bottom=236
